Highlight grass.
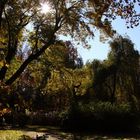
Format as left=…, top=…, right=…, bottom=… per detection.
left=0, top=130, right=32, bottom=140
left=0, top=126, right=140, bottom=140
left=0, top=130, right=23, bottom=140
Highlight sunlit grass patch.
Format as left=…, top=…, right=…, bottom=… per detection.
left=0, top=130, right=29, bottom=140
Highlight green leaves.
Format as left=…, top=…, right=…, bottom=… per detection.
left=0, top=0, right=140, bottom=85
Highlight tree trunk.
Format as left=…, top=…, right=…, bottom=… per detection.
left=0, top=39, right=18, bottom=81
left=0, top=66, right=8, bottom=80
left=111, top=71, right=117, bottom=104
left=0, top=0, right=8, bottom=28
left=5, top=40, right=54, bottom=85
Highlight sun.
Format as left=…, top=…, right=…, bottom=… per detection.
left=40, top=3, right=50, bottom=14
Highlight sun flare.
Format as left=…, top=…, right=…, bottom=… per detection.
left=40, top=3, right=50, bottom=14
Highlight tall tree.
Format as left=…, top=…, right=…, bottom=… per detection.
left=92, top=36, right=140, bottom=104
left=108, top=36, right=140, bottom=104
left=0, top=0, right=39, bottom=82
left=0, top=0, right=140, bottom=85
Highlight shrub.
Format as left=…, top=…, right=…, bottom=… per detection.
left=29, top=110, right=61, bottom=126
left=61, top=101, right=139, bottom=131
left=17, top=112, right=29, bottom=127
left=12, top=112, right=29, bottom=127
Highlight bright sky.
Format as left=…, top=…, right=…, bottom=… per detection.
left=78, top=18, right=140, bottom=64
left=27, top=3, right=140, bottom=64
left=78, top=3, right=140, bottom=64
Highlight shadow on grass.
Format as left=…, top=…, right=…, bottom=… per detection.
left=1, top=125, right=140, bottom=140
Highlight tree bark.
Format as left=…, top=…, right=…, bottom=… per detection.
left=0, top=0, right=8, bottom=28
left=5, top=39, right=54, bottom=85
left=111, top=71, right=117, bottom=104
left=0, top=39, right=18, bottom=81
left=0, top=66, right=8, bottom=80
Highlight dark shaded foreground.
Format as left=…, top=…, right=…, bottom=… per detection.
left=1, top=125, right=140, bottom=140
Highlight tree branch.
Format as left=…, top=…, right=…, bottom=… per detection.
left=5, top=36, right=55, bottom=85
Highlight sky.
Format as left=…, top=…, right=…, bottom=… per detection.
left=78, top=18, right=140, bottom=64
left=26, top=3, right=140, bottom=65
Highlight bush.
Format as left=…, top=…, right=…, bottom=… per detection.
left=90, top=102, right=138, bottom=131
left=17, top=112, right=29, bottom=127
left=29, top=110, right=61, bottom=126
left=12, top=112, right=29, bottom=127
left=61, top=101, right=139, bottom=131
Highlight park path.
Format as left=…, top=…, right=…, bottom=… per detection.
left=23, top=131, right=44, bottom=139
left=22, top=131, right=139, bottom=140
left=23, top=131, right=65, bottom=139
left=2, top=125, right=139, bottom=140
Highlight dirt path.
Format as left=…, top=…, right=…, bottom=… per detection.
left=23, top=131, right=64, bottom=140
left=22, top=130, right=140, bottom=140
left=23, top=131, right=45, bottom=139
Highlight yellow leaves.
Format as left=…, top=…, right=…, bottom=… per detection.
left=5, top=63, right=9, bottom=67
left=47, top=70, right=66, bottom=94
left=0, top=61, right=3, bottom=67
left=0, top=108, right=11, bottom=116
left=117, top=8, right=123, bottom=16
left=86, top=11, right=99, bottom=19
left=0, top=61, right=9, bottom=68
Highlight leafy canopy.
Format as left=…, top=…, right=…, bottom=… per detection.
left=0, top=0, right=140, bottom=85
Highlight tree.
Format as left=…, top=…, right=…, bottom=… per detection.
left=5, top=40, right=82, bottom=111
left=0, top=0, right=39, bottom=82
left=92, top=36, right=140, bottom=105
left=0, top=0, right=140, bottom=85
left=92, top=59, right=113, bottom=101
left=45, top=41, right=83, bottom=69
left=108, top=36, right=140, bottom=105
left=87, top=0, right=140, bottom=28
left=0, top=0, right=8, bottom=28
